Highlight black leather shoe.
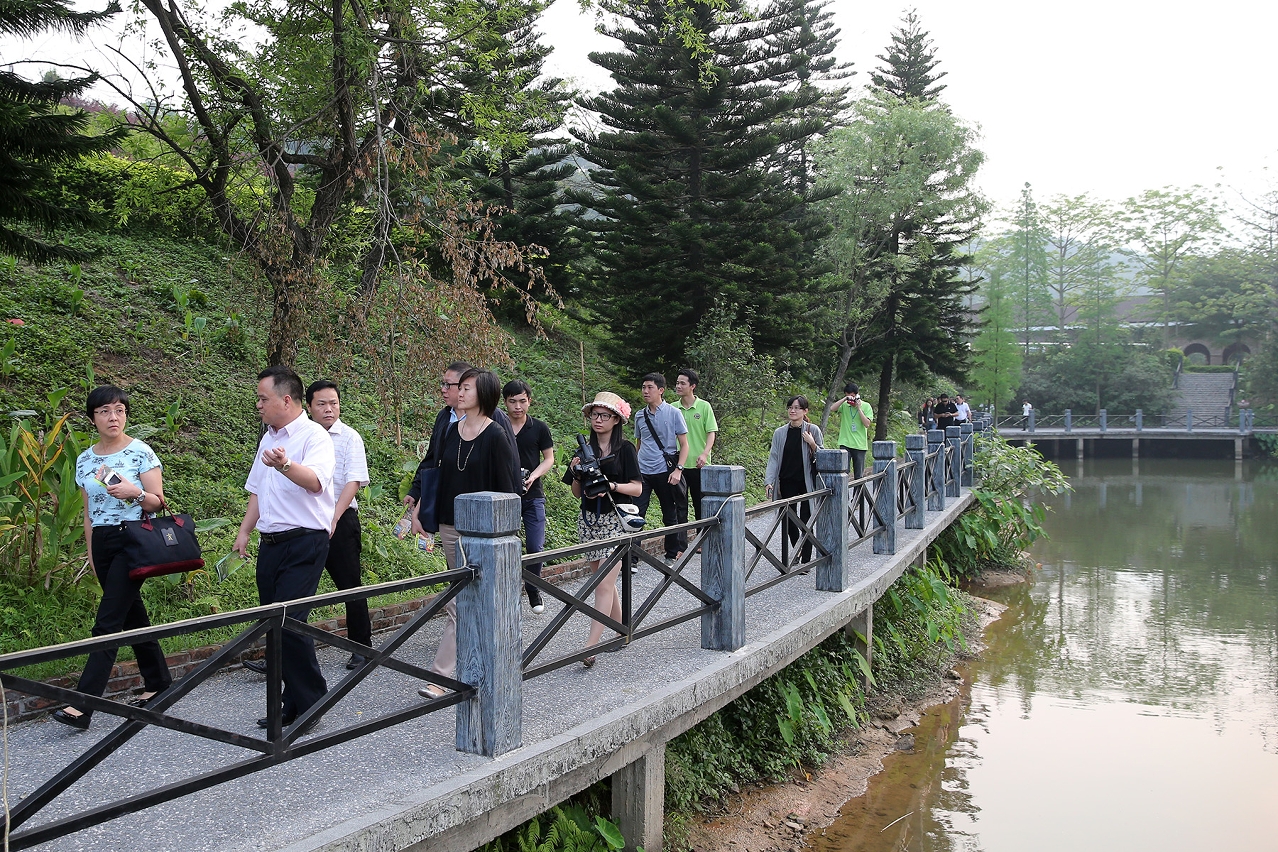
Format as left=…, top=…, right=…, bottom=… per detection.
left=257, top=712, right=297, bottom=729
left=345, top=653, right=366, bottom=670
left=243, top=658, right=267, bottom=674
left=51, top=708, right=90, bottom=730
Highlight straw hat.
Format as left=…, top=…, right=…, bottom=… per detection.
left=581, top=391, right=632, bottom=424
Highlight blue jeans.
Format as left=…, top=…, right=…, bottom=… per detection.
left=521, top=496, right=546, bottom=599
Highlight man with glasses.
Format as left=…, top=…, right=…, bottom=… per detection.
left=405, top=361, right=520, bottom=535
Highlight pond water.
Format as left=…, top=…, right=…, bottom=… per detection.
left=810, top=457, right=1278, bottom=852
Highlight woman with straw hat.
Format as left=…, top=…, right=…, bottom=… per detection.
left=562, top=391, right=643, bottom=667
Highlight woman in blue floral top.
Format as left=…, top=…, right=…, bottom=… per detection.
left=51, top=386, right=173, bottom=730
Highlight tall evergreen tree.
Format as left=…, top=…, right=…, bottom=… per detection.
left=0, top=0, right=125, bottom=261
left=868, top=9, right=947, bottom=102
left=573, top=0, right=830, bottom=373
left=969, top=267, right=1022, bottom=418
left=825, top=13, right=983, bottom=439
left=430, top=0, right=584, bottom=313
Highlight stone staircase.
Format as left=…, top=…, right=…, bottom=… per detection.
left=1174, top=372, right=1235, bottom=422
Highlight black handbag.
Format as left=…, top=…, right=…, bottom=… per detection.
left=123, top=501, right=204, bottom=580
left=416, top=465, right=441, bottom=533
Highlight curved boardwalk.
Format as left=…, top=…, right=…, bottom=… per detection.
left=3, top=464, right=973, bottom=852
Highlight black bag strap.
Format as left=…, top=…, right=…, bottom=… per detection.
left=642, top=408, right=670, bottom=455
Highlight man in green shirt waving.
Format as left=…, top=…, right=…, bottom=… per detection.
left=674, top=368, right=719, bottom=520
left=837, top=382, right=874, bottom=479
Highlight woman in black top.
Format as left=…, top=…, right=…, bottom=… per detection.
left=420, top=368, right=518, bottom=699
left=562, top=391, right=643, bottom=666
left=763, top=396, right=824, bottom=563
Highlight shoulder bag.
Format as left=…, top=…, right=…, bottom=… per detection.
left=123, top=500, right=204, bottom=580
left=642, top=409, right=679, bottom=474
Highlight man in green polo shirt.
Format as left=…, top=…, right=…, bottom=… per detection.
left=837, top=382, right=874, bottom=478
left=674, top=368, right=719, bottom=520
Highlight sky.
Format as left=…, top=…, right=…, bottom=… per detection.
left=7, top=0, right=1277, bottom=221
left=536, top=0, right=1278, bottom=218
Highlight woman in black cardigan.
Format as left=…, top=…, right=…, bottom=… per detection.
left=419, top=368, right=518, bottom=699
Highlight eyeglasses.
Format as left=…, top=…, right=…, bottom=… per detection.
left=589, top=411, right=615, bottom=420
left=787, top=405, right=806, bottom=412
left=440, top=381, right=460, bottom=390
left=93, top=406, right=127, bottom=418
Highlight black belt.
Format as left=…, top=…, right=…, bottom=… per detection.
left=259, top=527, right=322, bottom=545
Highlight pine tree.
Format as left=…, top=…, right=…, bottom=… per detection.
left=869, top=9, right=947, bottom=102
left=573, top=0, right=831, bottom=373
left=403, top=0, right=582, bottom=311
left=0, top=0, right=125, bottom=261
left=969, top=268, right=1022, bottom=418
left=836, top=14, right=983, bottom=438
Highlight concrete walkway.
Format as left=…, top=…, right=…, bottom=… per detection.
left=4, top=491, right=972, bottom=852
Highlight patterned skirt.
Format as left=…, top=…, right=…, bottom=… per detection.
left=577, top=509, right=626, bottom=563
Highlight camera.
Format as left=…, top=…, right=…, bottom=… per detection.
left=519, top=467, right=531, bottom=496
left=571, top=435, right=612, bottom=499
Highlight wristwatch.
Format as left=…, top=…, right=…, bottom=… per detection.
left=133, top=491, right=147, bottom=507
left=280, top=459, right=292, bottom=473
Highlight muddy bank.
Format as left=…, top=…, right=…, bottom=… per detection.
left=681, top=595, right=1008, bottom=852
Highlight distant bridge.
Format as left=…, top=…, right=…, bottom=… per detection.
left=991, top=410, right=1276, bottom=459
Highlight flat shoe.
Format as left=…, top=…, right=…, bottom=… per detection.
left=51, top=708, right=90, bottom=730
left=582, top=655, right=596, bottom=669
left=243, top=658, right=267, bottom=674
left=346, top=653, right=366, bottom=670
left=257, top=712, right=298, bottom=728
left=418, top=684, right=447, bottom=700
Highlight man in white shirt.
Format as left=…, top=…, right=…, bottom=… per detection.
left=954, top=395, right=972, bottom=425
left=308, top=380, right=372, bottom=669
left=233, top=366, right=336, bottom=732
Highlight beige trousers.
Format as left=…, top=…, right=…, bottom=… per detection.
left=429, top=524, right=461, bottom=678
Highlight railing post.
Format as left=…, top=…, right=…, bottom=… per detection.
left=814, top=448, right=850, bottom=593
left=1064, top=409, right=1072, bottom=433
left=454, top=491, right=523, bottom=757
left=945, top=426, right=961, bottom=498
left=700, top=465, right=746, bottom=652
left=872, top=441, right=896, bottom=556
left=927, top=430, right=946, bottom=512
left=1028, top=408, right=1036, bottom=433
left=1239, top=409, right=1247, bottom=433
left=1135, top=409, right=1143, bottom=432
left=960, top=422, right=974, bottom=487
left=1100, top=409, right=1107, bottom=433
left=1186, top=409, right=1193, bottom=432
left=904, top=434, right=926, bottom=529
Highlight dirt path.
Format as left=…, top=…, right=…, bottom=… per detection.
left=681, top=595, right=1008, bottom=852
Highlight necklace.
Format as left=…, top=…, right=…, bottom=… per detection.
left=456, top=417, right=488, bottom=471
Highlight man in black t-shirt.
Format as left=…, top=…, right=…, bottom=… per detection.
left=503, top=380, right=555, bottom=613
left=934, top=394, right=959, bottom=431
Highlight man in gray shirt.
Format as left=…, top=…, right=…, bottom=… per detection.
left=633, top=373, right=689, bottom=563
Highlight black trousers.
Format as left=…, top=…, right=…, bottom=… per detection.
left=326, top=508, right=371, bottom=647
left=843, top=447, right=868, bottom=479
left=256, top=528, right=329, bottom=717
left=684, top=467, right=705, bottom=521
left=75, top=525, right=173, bottom=714
left=779, top=475, right=813, bottom=563
left=636, top=471, right=688, bottom=558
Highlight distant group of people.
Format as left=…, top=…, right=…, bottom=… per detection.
left=917, top=394, right=972, bottom=433
left=51, top=366, right=924, bottom=733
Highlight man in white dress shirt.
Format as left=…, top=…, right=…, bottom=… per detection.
left=233, top=366, right=335, bottom=731
left=306, top=380, right=372, bottom=669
